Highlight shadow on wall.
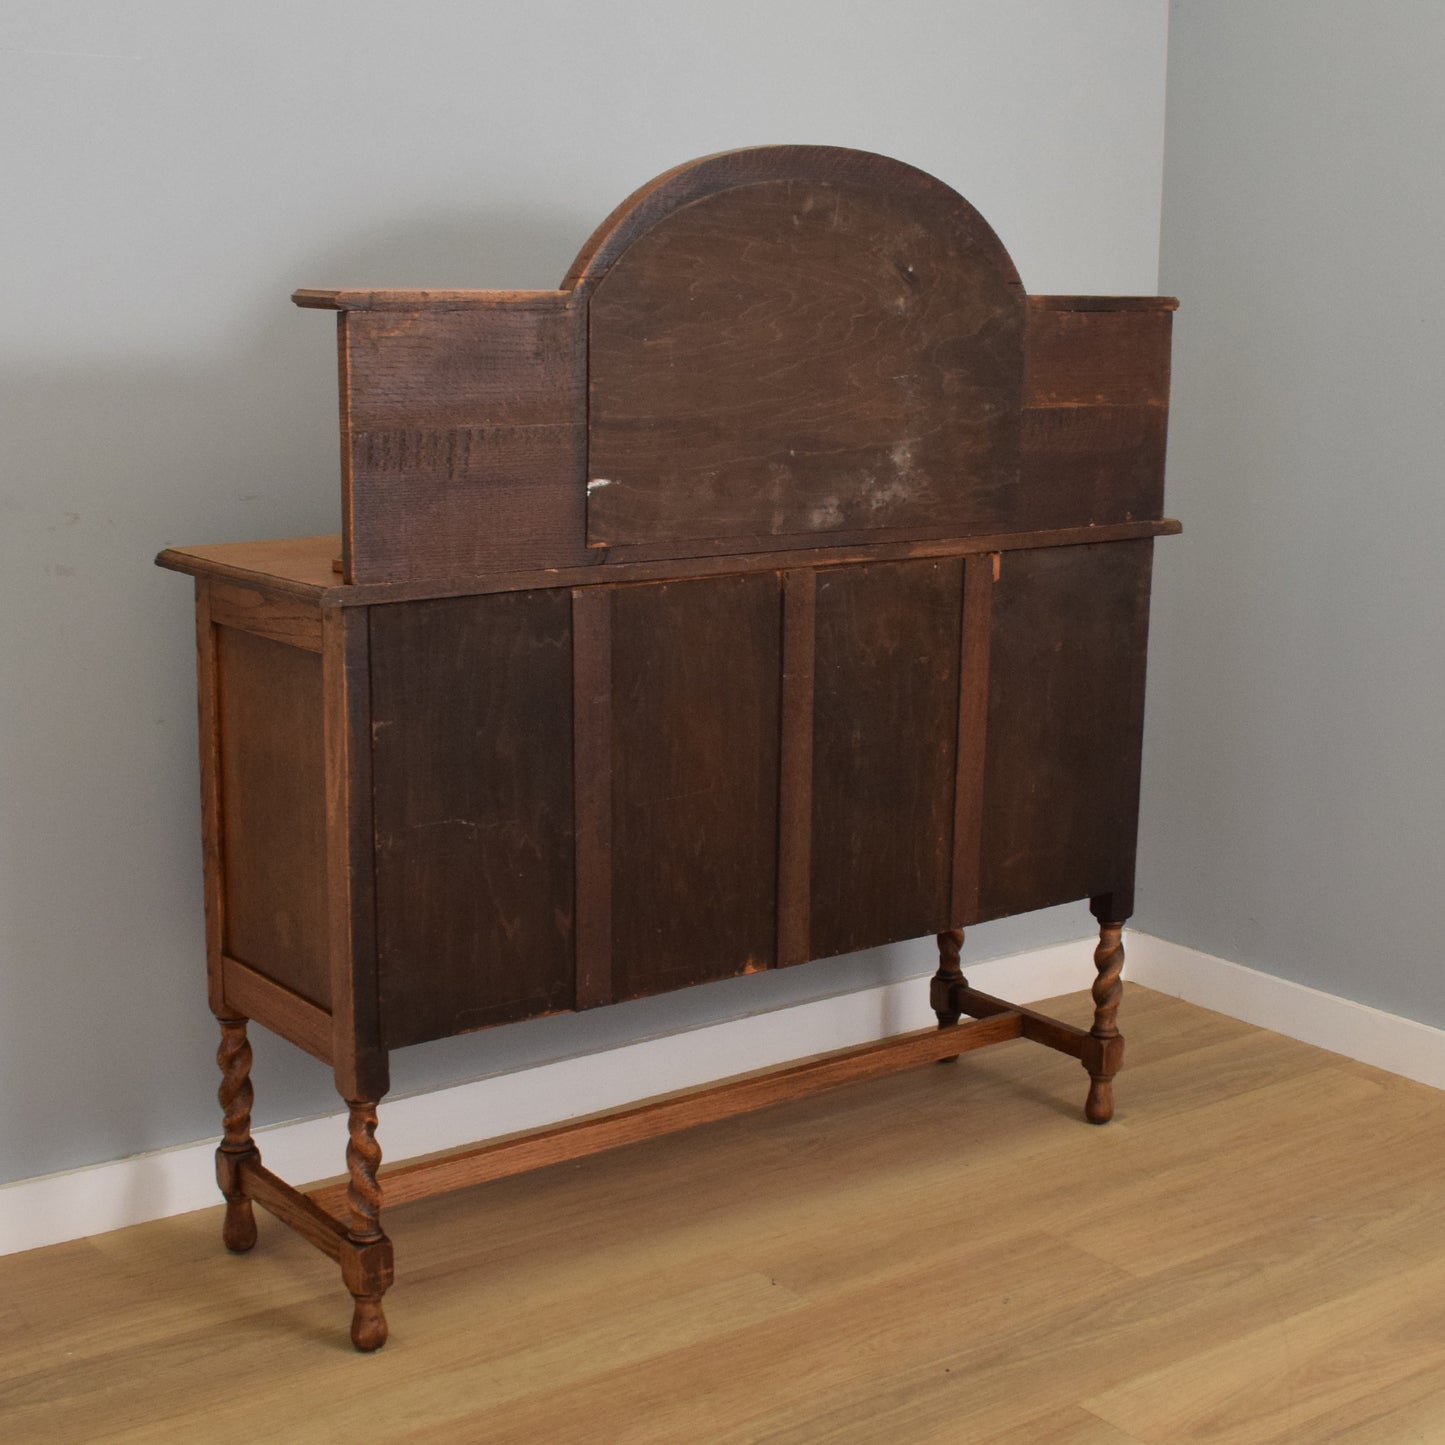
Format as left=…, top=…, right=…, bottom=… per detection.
left=0, top=206, right=1093, bottom=1187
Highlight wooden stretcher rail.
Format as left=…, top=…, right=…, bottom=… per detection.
left=307, top=1012, right=1022, bottom=1216
left=240, top=1157, right=349, bottom=1260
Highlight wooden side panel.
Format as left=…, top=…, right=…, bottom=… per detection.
left=216, top=628, right=330, bottom=1008
left=369, top=592, right=574, bottom=1048
left=810, top=558, right=963, bottom=959
left=609, top=573, right=782, bottom=1000
left=977, top=541, right=1153, bottom=921
left=341, top=298, right=589, bottom=582
left=1019, top=306, right=1172, bottom=528
left=588, top=179, right=1024, bottom=549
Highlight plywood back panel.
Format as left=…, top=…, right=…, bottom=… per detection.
left=977, top=540, right=1153, bottom=921
left=608, top=573, right=783, bottom=1001
left=370, top=590, right=575, bottom=1047
left=808, top=558, right=964, bottom=958
left=584, top=147, right=1025, bottom=551
left=339, top=296, right=589, bottom=583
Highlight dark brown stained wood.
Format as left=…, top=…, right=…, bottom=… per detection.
left=572, top=587, right=613, bottom=1010
left=567, top=145, right=1022, bottom=291
left=610, top=573, right=782, bottom=1000
left=978, top=540, right=1153, bottom=922
left=776, top=570, right=817, bottom=966
left=208, top=580, right=323, bottom=652
left=155, top=518, right=1181, bottom=608
left=950, top=554, right=996, bottom=925
left=221, top=955, right=333, bottom=1063
left=321, top=607, right=386, bottom=1100
left=294, top=288, right=569, bottom=312
left=312, top=1011, right=1024, bottom=1215
left=810, top=558, right=963, bottom=959
left=1028, top=294, right=1178, bottom=313
left=370, top=591, right=575, bottom=1048
left=1019, top=404, right=1168, bottom=527
left=1024, top=306, right=1172, bottom=409
left=586, top=177, right=1024, bottom=548
left=216, top=626, right=330, bottom=1008
left=339, top=298, right=589, bottom=583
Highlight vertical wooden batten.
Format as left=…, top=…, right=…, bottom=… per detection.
left=323, top=608, right=384, bottom=1098
left=951, top=553, right=997, bottom=926
left=572, top=586, right=614, bottom=1009
left=777, top=569, right=817, bottom=966
left=194, top=579, right=226, bottom=1018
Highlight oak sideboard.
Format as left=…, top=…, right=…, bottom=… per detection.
left=157, top=145, right=1178, bottom=1350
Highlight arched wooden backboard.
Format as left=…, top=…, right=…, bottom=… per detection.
left=295, top=145, right=1175, bottom=584
left=574, top=146, right=1027, bottom=549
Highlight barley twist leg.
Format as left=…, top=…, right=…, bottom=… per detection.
left=1085, top=922, right=1125, bottom=1125
left=344, top=1100, right=390, bottom=1350
left=215, top=1016, right=258, bottom=1252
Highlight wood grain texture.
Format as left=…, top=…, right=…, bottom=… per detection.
left=16, top=991, right=1445, bottom=1442
left=215, top=626, right=330, bottom=1008
left=978, top=541, right=1154, bottom=921
left=220, top=955, right=333, bottom=1063
left=207, top=581, right=322, bottom=652
left=1024, top=307, right=1172, bottom=409
left=1018, top=304, right=1173, bottom=529
left=294, top=288, right=569, bottom=312
left=609, top=573, right=782, bottom=1000
left=567, top=145, right=1022, bottom=291
left=369, top=591, right=575, bottom=1048
left=193, top=581, right=225, bottom=1016
left=587, top=177, right=1024, bottom=548
left=339, top=298, right=589, bottom=582
left=1019, top=404, right=1168, bottom=528
left=776, top=570, right=817, bottom=967
left=321, top=608, right=387, bottom=1101
left=950, top=553, right=995, bottom=925
left=571, top=586, right=613, bottom=1010
left=810, top=558, right=963, bottom=958
left=155, top=519, right=1180, bottom=609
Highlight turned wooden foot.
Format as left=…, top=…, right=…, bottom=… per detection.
left=215, top=1016, right=259, bottom=1253
left=1084, top=921, right=1125, bottom=1125
left=343, top=1099, right=393, bottom=1352
left=931, top=929, right=966, bottom=1063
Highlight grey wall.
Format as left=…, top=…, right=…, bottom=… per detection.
left=0, top=1, right=1168, bottom=1185
left=1136, top=2, right=1445, bottom=1024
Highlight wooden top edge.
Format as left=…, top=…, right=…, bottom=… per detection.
left=155, top=536, right=337, bottom=597
left=291, top=288, right=575, bottom=311
left=1028, top=295, right=1179, bottom=312
left=157, top=522, right=1180, bottom=602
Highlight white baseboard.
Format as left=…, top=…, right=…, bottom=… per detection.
left=3, top=931, right=1442, bottom=1257
left=1124, top=933, right=1445, bottom=1093
left=0, top=937, right=1094, bottom=1257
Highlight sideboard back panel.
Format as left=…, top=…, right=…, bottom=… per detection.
left=370, top=591, right=576, bottom=1047
left=586, top=179, right=1025, bottom=550
left=609, top=573, right=783, bottom=1001
left=809, top=558, right=964, bottom=959
left=978, top=540, right=1153, bottom=921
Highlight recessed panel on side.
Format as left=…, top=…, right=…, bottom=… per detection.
left=610, top=573, right=782, bottom=1000
left=217, top=628, right=330, bottom=1007
left=977, top=541, right=1153, bottom=921
left=370, top=591, right=574, bottom=1047
left=810, top=558, right=964, bottom=958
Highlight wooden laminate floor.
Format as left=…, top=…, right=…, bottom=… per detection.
left=3, top=985, right=1444, bottom=1444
